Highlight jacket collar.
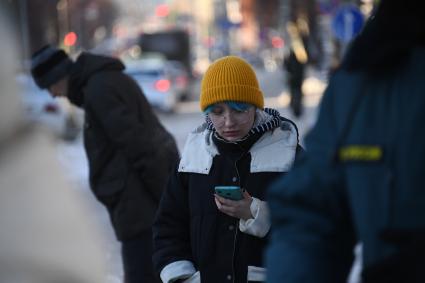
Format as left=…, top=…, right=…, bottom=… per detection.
left=178, top=120, right=298, bottom=174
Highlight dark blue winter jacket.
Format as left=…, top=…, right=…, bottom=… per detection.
left=266, top=47, right=425, bottom=282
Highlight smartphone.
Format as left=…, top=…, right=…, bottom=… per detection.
left=214, top=186, right=243, bottom=201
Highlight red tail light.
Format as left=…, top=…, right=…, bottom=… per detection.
left=155, top=79, right=171, bottom=92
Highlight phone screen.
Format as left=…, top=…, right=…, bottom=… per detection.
left=214, top=186, right=243, bottom=201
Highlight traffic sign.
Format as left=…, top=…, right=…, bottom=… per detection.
left=331, top=4, right=364, bottom=42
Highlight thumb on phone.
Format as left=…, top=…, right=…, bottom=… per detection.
left=242, top=190, right=252, bottom=200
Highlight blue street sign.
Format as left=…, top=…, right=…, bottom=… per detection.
left=216, top=18, right=241, bottom=30
left=331, top=4, right=364, bottom=42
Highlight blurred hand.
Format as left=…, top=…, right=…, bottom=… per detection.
left=214, top=190, right=253, bottom=220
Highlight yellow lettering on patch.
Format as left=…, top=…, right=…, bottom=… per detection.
left=338, top=145, right=383, bottom=162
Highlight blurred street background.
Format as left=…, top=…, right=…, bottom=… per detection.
left=2, top=0, right=378, bottom=281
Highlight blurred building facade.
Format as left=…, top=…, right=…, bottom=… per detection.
left=8, top=0, right=118, bottom=61
left=8, top=0, right=376, bottom=72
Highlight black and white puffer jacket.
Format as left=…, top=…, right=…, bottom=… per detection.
left=153, top=108, right=302, bottom=283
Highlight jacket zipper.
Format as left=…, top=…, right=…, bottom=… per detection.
left=231, top=225, right=238, bottom=283
left=231, top=157, right=243, bottom=283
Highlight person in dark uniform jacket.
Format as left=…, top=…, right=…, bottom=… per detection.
left=31, top=46, right=179, bottom=283
left=153, top=56, right=302, bottom=283
left=266, top=1, right=425, bottom=282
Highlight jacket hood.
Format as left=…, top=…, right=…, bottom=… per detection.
left=67, top=53, right=125, bottom=106
left=342, top=0, right=425, bottom=74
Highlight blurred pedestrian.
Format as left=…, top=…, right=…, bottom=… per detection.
left=283, top=20, right=308, bottom=118
left=30, top=46, right=179, bottom=283
left=153, top=56, right=303, bottom=283
left=266, top=0, right=425, bottom=282
left=0, top=9, right=106, bottom=282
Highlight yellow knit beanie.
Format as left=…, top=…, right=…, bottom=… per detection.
left=200, top=56, right=264, bottom=111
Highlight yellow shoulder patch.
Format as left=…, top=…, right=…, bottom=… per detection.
left=338, top=145, right=383, bottom=162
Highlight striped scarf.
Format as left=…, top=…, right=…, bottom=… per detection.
left=205, top=108, right=282, bottom=142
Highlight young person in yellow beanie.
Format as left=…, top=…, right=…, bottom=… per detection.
left=153, top=56, right=302, bottom=283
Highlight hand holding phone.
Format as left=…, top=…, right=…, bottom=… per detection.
left=214, top=186, right=243, bottom=201
left=214, top=186, right=253, bottom=220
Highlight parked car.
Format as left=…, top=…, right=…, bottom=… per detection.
left=16, top=73, right=82, bottom=141
left=123, top=53, right=182, bottom=112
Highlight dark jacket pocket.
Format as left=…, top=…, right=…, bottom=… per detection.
left=91, top=152, right=128, bottom=207
left=112, top=171, right=159, bottom=240
left=94, top=178, right=125, bottom=208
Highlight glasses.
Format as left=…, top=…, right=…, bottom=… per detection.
left=208, top=106, right=253, bottom=126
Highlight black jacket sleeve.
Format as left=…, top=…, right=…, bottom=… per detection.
left=152, top=167, right=194, bottom=273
